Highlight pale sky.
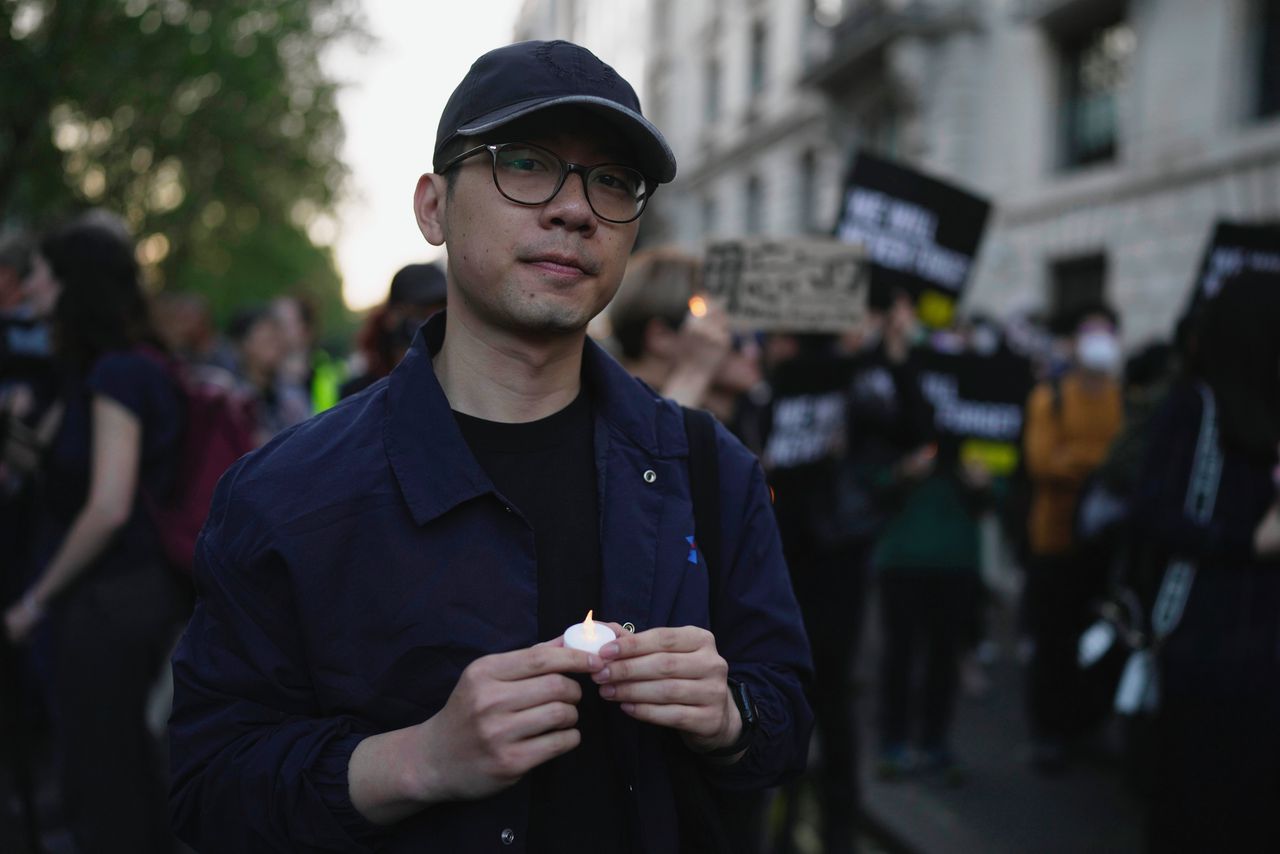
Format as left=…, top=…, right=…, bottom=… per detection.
left=326, top=1, right=524, bottom=311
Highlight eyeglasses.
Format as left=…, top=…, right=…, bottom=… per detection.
left=440, top=142, right=652, bottom=224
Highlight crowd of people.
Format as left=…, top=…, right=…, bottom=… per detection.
left=1, top=37, right=1277, bottom=854
left=597, top=246, right=1280, bottom=853
left=0, top=214, right=454, bottom=853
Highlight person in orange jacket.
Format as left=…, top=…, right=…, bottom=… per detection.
left=1021, top=304, right=1124, bottom=771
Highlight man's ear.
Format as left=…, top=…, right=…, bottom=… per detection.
left=414, top=173, right=447, bottom=247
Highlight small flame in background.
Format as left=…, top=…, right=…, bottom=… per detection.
left=688, top=295, right=708, bottom=318
left=584, top=610, right=596, bottom=641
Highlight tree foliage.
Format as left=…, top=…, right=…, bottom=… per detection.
left=0, top=0, right=367, bottom=335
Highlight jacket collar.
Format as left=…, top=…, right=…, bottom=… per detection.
left=383, top=311, right=688, bottom=526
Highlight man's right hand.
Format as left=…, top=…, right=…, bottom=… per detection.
left=349, top=642, right=601, bottom=824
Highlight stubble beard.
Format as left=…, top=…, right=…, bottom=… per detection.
left=459, top=276, right=605, bottom=339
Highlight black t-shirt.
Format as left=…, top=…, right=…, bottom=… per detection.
left=36, top=348, right=182, bottom=581
left=454, top=391, right=629, bottom=853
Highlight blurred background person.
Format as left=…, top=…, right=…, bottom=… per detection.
left=763, top=290, right=931, bottom=854
left=609, top=248, right=733, bottom=406
left=1021, top=304, right=1125, bottom=772
left=272, top=294, right=343, bottom=415
left=2, top=231, right=58, bottom=568
left=151, top=291, right=236, bottom=374
left=339, top=261, right=446, bottom=399
left=2, top=215, right=188, bottom=854
left=1134, top=273, right=1280, bottom=852
left=227, top=304, right=309, bottom=447
left=608, top=246, right=773, bottom=453
left=862, top=297, right=989, bottom=784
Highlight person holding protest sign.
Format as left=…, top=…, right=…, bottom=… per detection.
left=168, top=40, right=812, bottom=853
left=609, top=248, right=732, bottom=404
left=1134, top=272, right=1280, bottom=852
left=609, top=247, right=767, bottom=453
left=1022, top=305, right=1124, bottom=771
left=868, top=309, right=1004, bottom=785
left=762, top=289, right=934, bottom=852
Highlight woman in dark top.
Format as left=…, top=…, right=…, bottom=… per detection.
left=1134, top=272, right=1280, bottom=852
left=3, top=216, right=187, bottom=853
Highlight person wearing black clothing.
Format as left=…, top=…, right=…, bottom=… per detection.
left=167, top=41, right=813, bottom=853
left=3, top=216, right=188, bottom=854
left=1, top=232, right=58, bottom=600
left=1134, top=273, right=1280, bottom=852
left=763, top=314, right=931, bottom=854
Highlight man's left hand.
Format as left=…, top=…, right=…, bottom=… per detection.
left=592, top=625, right=741, bottom=753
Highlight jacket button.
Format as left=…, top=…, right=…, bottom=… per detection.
left=500, top=828, right=515, bottom=845
left=622, top=622, right=636, bottom=633
left=643, top=469, right=657, bottom=483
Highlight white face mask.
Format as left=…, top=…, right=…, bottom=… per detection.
left=1077, top=331, right=1121, bottom=374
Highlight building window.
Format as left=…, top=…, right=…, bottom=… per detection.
left=1057, top=17, right=1135, bottom=169
left=702, top=196, right=719, bottom=238
left=799, top=150, right=818, bottom=233
left=1050, top=254, right=1108, bottom=326
left=863, top=102, right=901, bottom=159
left=705, top=58, right=721, bottom=123
left=749, top=20, right=768, bottom=99
left=1258, top=0, right=1280, bottom=119
left=745, top=175, right=763, bottom=235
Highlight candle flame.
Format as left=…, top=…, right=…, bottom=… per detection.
left=688, top=296, right=708, bottom=318
left=584, top=610, right=596, bottom=641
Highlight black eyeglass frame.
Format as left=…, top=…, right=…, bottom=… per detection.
left=439, top=142, right=654, bottom=224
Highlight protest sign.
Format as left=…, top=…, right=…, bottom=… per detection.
left=1183, top=221, right=1280, bottom=318
left=702, top=236, right=868, bottom=332
left=914, top=344, right=1034, bottom=476
left=834, top=151, right=991, bottom=328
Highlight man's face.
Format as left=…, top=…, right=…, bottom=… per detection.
left=423, top=112, right=642, bottom=339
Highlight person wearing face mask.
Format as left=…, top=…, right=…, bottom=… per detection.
left=1021, top=304, right=1124, bottom=772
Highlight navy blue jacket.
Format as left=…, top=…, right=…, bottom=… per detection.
left=169, top=315, right=813, bottom=853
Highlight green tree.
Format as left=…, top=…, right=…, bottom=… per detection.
left=0, top=0, right=366, bottom=337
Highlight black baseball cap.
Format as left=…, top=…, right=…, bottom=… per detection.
left=433, top=40, right=677, bottom=184
left=388, top=263, right=447, bottom=307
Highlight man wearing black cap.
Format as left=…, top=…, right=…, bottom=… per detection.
left=170, top=40, right=812, bottom=853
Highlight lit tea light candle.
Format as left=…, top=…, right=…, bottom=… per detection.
left=563, top=610, right=616, bottom=654
left=688, top=295, right=708, bottom=318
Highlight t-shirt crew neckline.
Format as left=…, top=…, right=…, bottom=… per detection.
left=451, top=390, right=590, bottom=452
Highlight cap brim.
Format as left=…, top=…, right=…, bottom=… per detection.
left=455, top=95, right=677, bottom=184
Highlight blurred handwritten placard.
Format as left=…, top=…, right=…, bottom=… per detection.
left=702, top=237, right=868, bottom=331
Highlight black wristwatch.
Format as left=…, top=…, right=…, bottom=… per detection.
left=704, top=677, right=758, bottom=758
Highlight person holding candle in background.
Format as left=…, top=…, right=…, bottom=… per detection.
left=168, top=40, right=813, bottom=854
left=608, top=247, right=770, bottom=457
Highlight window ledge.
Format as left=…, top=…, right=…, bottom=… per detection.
left=1001, top=119, right=1280, bottom=226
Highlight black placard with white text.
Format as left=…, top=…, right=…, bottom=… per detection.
left=834, top=152, right=991, bottom=327
left=1183, top=221, right=1280, bottom=318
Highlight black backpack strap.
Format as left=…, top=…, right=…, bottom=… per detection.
left=682, top=406, right=723, bottom=622
left=676, top=405, right=739, bottom=854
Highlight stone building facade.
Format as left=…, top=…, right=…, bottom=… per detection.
left=517, top=0, right=1280, bottom=343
